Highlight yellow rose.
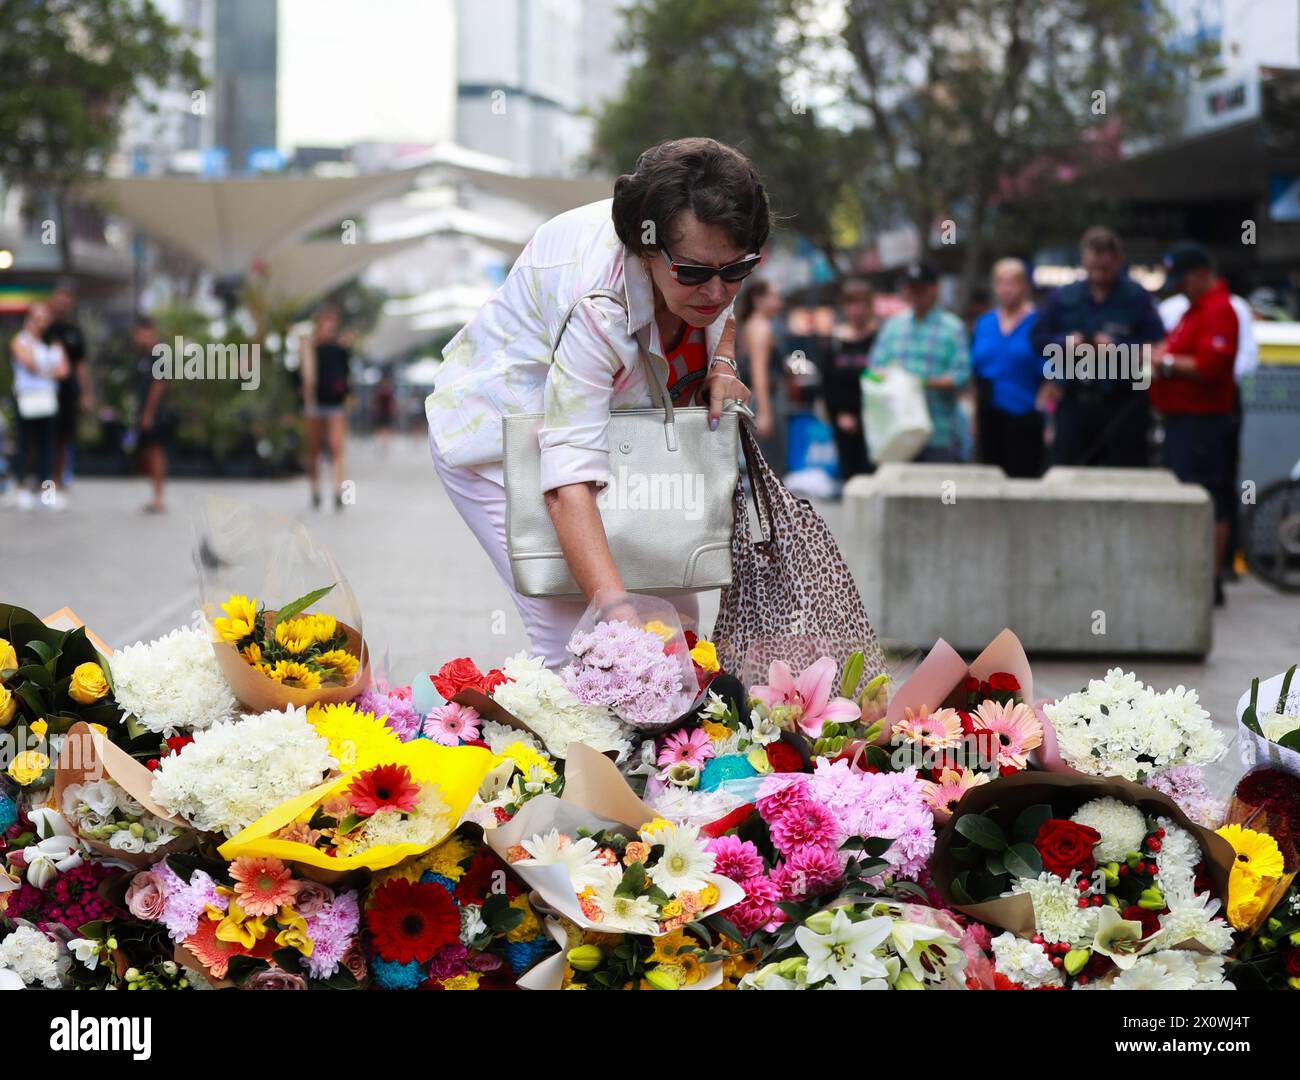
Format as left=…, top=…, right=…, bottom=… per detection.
left=68, top=662, right=109, bottom=705
left=699, top=882, right=721, bottom=908
left=642, top=620, right=676, bottom=643
left=8, top=750, right=49, bottom=786
left=690, top=639, right=720, bottom=673
left=0, top=637, right=17, bottom=673
left=0, top=685, right=16, bottom=728
left=30, top=718, right=48, bottom=738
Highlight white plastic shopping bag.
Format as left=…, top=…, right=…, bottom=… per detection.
left=861, top=365, right=933, bottom=463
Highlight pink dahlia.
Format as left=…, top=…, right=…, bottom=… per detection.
left=706, top=835, right=765, bottom=882
left=768, top=798, right=843, bottom=856
left=772, top=843, right=843, bottom=899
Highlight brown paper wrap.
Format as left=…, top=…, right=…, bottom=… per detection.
left=53, top=722, right=195, bottom=869
left=931, top=771, right=1237, bottom=935
left=42, top=607, right=114, bottom=657
left=211, top=612, right=370, bottom=713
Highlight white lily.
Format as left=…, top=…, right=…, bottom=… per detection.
left=68, top=938, right=100, bottom=971
left=888, top=919, right=967, bottom=984
left=794, top=909, right=893, bottom=990
left=1092, top=904, right=1148, bottom=970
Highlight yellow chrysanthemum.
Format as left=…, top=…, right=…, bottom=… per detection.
left=650, top=929, right=691, bottom=965
left=690, top=639, right=720, bottom=673
left=213, top=594, right=259, bottom=644
left=1217, top=824, right=1286, bottom=880
left=440, top=972, right=480, bottom=990
left=274, top=618, right=317, bottom=655
left=506, top=895, right=542, bottom=942
left=502, top=741, right=556, bottom=783
left=639, top=817, right=675, bottom=842
left=315, top=648, right=359, bottom=682
left=264, top=660, right=322, bottom=690
left=701, top=720, right=732, bottom=744
left=698, top=882, right=720, bottom=908
left=420, top=834, right=475, bottom=882
left=308, top=702, right=402, bottom=772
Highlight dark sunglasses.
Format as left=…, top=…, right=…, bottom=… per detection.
left=659, top=244, right=762, bottom=286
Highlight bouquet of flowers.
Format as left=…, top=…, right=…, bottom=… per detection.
left=127, top=853, right=363, bottom=987
left=1041, top=668, right=1225, bottom=781
left=1238, top=664, right=1300, bottom=777
left=561, top=620, right=693, bottom=731
left=468, top=721, right=561, bottom=828
left=519, top=916, right=722, bottom=990
left=361, top=828, right=552, bottom=989
left=933, top=774, right=1238, bottom=989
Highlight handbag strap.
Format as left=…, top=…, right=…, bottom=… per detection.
left=737, top=420, right=778, bottom=543
left=551, top=287, right=679, bottom=452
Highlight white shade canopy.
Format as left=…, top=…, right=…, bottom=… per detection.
left=365, top=283, right=494, bottom=360
left=414, top=141, right=612, bottom=218
left=257, top=234, right=429, bottom=308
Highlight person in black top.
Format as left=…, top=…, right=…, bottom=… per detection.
left=823, top=277, right=879, bottom=482
left=301, top=303, right=352, bottom=510
left=133, top=315, right=174, bottom=514
left=45, top=282, right=91, bottom=491
left=1031, top=227, right=1166, bottom=467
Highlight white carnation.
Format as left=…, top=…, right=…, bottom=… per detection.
left=490, top=651, right=632, bottom=762
left=990, top=932, right=1065, bottom=988
left=110, top=625, right=239, bottom=736
left=0, top=925, right=67, bottom=988
left=1070, top=797, right=1147, bottom=863
left=150, top=706, right=334, bottom=836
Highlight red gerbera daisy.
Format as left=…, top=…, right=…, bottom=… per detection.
left=347, top=763, right=421, bottom=817
left=367, top=879, right=459, bottom=964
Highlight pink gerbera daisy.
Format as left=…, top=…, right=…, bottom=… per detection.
left=706, top=835, right=765, bottom=882
left=423, top=702, right=481, bottom=746
left=892, top=705, right=963, bottom=751
left=768, top=798, right=843, bottom=855
left=970, top=700, right=1043, bottom=769
left=657, top=728, right=715, bottom=770
left=920, top=767, right=990, bottom=820
left=229, top=856, right=301, bottom=916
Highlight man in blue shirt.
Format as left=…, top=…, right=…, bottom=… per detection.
left=1032, top=227, right=1165, bottom=467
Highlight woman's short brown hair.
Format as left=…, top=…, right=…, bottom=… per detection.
left=612, top=137, right=770, bottom=256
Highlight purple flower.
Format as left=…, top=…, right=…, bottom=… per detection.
left=303, top=890, right=361, bottom=980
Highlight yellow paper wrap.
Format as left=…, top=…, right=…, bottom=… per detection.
left=218, top=740, right=496, bottom=872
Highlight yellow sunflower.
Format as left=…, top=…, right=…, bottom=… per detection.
left=274, top=617, right=317, bottom=655
left=264, top=660, right=322, bottom=690
left=213, top=594, right=259, bottom=644
left=315, top=648, right=359, bottom=682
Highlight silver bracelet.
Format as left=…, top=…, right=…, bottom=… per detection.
left=709, top=355, right=739, bottom=376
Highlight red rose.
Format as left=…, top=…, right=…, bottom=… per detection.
left=1122, top=904, right=1161, bottom=938
left=987, top=672, right=1020, bottom=693
left=1034, top=819, right=1101, bottom=877
left=1286, top=949, right=1300, bottom=977
left=765, top=741, right=806, bottom=774
left=481, top=668, right=510, bottom=694
left=684, top=630, right=699, bottom=649
left=962, top=676, right=981, bottom=693
left=432, top=657, right=485, bottom=700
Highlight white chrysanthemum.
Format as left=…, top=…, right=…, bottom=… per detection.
left=1153, top=817, right=1201, bottom=904
left=491, top=651, right=633, bottom=762
left=1152, top=892, right=1235, bottom=955
left=355, top=785, right=451, bottom=850
left=0, top=925, right=66, bottom=988
left=479, top=718, right=543, bottom=757
left=516, top=828, right=610, bottom=892
left=110, top=625, right=239, bottom=736
left=647, top=823, right=716, bottom=895
left=1111, top=950, right=1233, bottom=990
left=1011, top=871, right=1099, bottom=945
left=1070, top=797, right=1148, bottom=863
left=990, top=932, right=1065, bottom=988
left=149, top=706, right=334, bottom=836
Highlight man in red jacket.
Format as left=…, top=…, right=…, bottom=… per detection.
left=1151, top=243, right=1238, bottom=606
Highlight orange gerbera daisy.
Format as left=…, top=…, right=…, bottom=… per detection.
left=184, top=914, right=250, bottom=979
left=229, top=856, right=301, bottom=917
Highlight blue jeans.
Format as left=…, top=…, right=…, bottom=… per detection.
left=15, top=414, right=57, bottom=487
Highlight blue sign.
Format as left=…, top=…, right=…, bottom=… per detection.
left=200, top=148, right=229, bottom=178
left=1269, top=174, right=1300, bottom=222
left=246, top=147, right=286, bottom=173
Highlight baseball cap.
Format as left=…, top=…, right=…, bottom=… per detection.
left=1162, top=242, right=1212, bottom=284
left=901, top=262, right=939, bottom=287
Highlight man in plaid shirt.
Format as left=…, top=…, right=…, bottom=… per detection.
left=869, top=262, right=971, bottom=461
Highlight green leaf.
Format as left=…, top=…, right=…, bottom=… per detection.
left=1278, top=729, right=1300, bottom=751
left=15, top=663, right=53, bottom=690
left=705, top=915, right=747, bottom=946
left=615, top=859, right=646, bottom=898
left=1013, top=803, right=1053, bottom=843
left=839, top=650, right=865, bottom=700
left=25, top=639, right=54, bottom=665
left=1278, top=665, right=1297, bottom=715
left=954, top=812, right=1007, bottom=851
left=986, top=852, right=1005, bottom=877
left=273, top=584, right=336, bottom=627
left=336, top=813, right=366, bottom=835
left=1003, top=842, right=1043, bottom=879
left=1241, top=678, right=1264, bottom=736
left=949, top=872, right=974, bottom=905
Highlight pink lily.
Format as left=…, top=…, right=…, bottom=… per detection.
left=750, top=656, right=861, bottom=738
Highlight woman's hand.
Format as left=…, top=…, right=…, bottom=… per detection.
left=703, top=359, right=752, bottom=430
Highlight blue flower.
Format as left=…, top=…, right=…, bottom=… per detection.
left=700, top=753, right=757, bottom=792
left=420, top=871, right=460, bottom=898
left=502, top=936, right=551, bottom=974
left=0, top=794, right=16, bottom=832
left=370, top=957, right=426, bottom=990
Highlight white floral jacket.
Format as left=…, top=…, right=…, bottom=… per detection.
left=426, top=198, right=734, bottom=493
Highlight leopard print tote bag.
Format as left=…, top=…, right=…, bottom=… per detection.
left=712, top=420, right=887, bottom=696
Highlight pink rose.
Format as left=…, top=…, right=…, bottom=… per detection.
left=292, top=881, right=335, bottom=917
left=245, top=967, right=307, bottom=990
left=126, top=871, right=167, bottom=921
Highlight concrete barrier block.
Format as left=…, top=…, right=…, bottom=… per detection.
left=840, top=464, right=1214, bottom=656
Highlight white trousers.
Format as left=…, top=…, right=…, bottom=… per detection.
left=429, top=430, right=701, bottom=671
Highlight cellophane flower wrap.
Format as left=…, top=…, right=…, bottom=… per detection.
left=195, top=496, right=369, bottom=712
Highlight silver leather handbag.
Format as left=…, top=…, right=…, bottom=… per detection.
left=503, top=288, right=750, bottom=599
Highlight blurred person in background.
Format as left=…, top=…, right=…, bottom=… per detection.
left=132, top=315, right=174, bottom=514
left=736, top=278, right=786, bottom=471
left=869, top=262, right=971, bottom=463
left=1159, top=270, right=1258, bottom=583
left=1151, top=243, right=1239, bottom=607
left=373, top=369, right=397, bottom=457
left=6, top=302, right=68, bottom=511
left=823, top=276, right=879, bottom=481
left=45, top=282, right=91, bottom=491
left=971, top=258, right=1044, bottom=477
left=300, top=302, right=352, bottom=511
left=1032, top=226, right=1165, bottom=467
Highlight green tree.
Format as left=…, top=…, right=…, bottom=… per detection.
left=591, top=0, right=871, bottom=270
left=0, top=0, right=203, bottom=270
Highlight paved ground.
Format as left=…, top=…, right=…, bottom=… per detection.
left=5, top=431, right=1296, bottom=751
